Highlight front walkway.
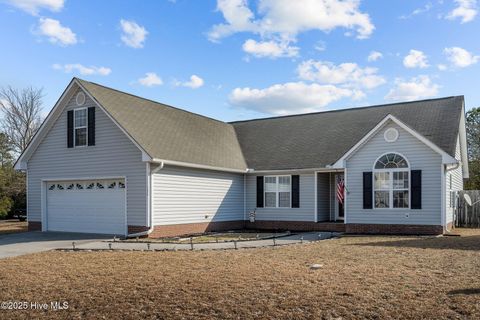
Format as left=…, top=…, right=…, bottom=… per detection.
left=62, top=232, right=340, bottom=251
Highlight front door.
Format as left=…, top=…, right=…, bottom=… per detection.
left=336, top=174, right=345, bottom=220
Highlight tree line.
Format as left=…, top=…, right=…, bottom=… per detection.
left=0, top=86, right=43, bottom=218
left=0, top=85, right=479, bottom=219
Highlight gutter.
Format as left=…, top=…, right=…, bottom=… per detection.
left=443, top=161, right=461, bottom=234
left=249, top=167, right=345, bottom=174
left=126, top=161, right=164, bottom=238
left=151, top=158, right=248, bottom=174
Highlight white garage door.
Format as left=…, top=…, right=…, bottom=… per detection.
left=46, top=179, right=126, bottom=235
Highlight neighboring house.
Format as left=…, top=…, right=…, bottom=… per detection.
left=15, top=78, right=469, bottom=237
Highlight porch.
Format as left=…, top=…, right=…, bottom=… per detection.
left=316, top=171, right=345, bottom=223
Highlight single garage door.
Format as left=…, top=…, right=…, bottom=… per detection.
left=46, top=179, right=126, bottom=235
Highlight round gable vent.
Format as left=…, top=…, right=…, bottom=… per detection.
left=384, top=128, right=399, bottom=143
left=76, top=92, right=86, bottom=106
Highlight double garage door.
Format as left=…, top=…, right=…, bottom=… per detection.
left=46, top=179, right=126, bottom=235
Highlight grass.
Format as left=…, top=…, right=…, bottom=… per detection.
left=0, top=229, right=479, bottom=319
left=0, top=220, right=27, bottom=235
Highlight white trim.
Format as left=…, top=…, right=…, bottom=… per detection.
left=250, top=168, right=344, bottom=174
left=243, top=174, right=247, bottom=221
left=441, top=164, right=446, bottom=228
left=458, top=104, right=469, bottom=178
left=344, top=168, right=348, bottom=224
left=41, top=175, right=127, bottom=236
left=73, top=107, right=88, bottom=148
left=15, top=79, right=77, bottom=170
left=372, top=152, right=411, bottom=170
left=332, top=114, right=458, bottom=168
left=146, top=162, right=151, bottom=228
left=151, top=158, right=248, bottom=174
left=75, top=91, right=86, bottom=106
left=372, top=152, right=410, bottom=210
left=75, top=80, right=152, bottom=161
left=264, top=175, right=292, bottom=209
left=14, top=79, right=152, bottom=170
left=384, top=127, right=399, bottom=142
left=329, top=173, right=332, bottom=221
left=314, top=171, right=318, bottom=222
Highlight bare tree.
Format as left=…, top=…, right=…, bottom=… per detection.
left=0, top=86, right=44, bottom=156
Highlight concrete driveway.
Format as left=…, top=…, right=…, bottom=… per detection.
left=0, top=232, right=111, bottom=259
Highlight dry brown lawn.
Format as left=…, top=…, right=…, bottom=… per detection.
left=0, top=220, right=27, bottom=235
left=0, top=229, right=479, bottom=320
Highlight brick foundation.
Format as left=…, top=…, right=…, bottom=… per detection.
left=28, top=221, right=42, bottom=231
left=128, top=225, right=150, bottom=234
left=129, top=221, right=246, bottom=238
left=129, top=220, right=445, bottom=238
left=245, top=220, right=346, bottom=233
left=345, top=223, right=443, bottom=235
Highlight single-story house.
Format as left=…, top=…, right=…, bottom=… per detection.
left=15, top=78, right=468, bottom=237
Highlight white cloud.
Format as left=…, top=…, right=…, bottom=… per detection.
left=314, top=40, right=326, bottom=52
left=138, top=72, right=163, bottom=87
left=446, top=0, right=477, bottom=23
left=385, top=76, right=439, bottom=101
left=208, top=0, right=374, bottom=42
left=52, top=63, right=111, bottom=76
left=437, top=64, right=448, bottom=71
left=444, top=46, right=479, bottom=68
left=242, top=39, right=299, bottom=58
left=120, top=19, right=148, bottom=48
left=229, top=82, right=362, bottom=115
left=297, top=60, right=386, bottom=89
left=399, top=2, right=433, bottom=19
left=35, top=18, right=77, bottom=46
left=174, top=75, right=205, bottom=89
left=403, top=49, right=429, bottom=68
left=5, top=0, right=64, bottom=15
left=367, top=51, right=383, bottom=62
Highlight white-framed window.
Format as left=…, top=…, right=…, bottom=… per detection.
left=373, top=153, right=410, bottom=209
left=74, top=108, right=88, bottom=147
left=264, top=175, right=291, bottom=208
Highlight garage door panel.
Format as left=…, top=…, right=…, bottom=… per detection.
left=47, top=179, right=125, bottom=235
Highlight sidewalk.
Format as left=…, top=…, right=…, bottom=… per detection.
left=60, top=232, right=341, bottom=252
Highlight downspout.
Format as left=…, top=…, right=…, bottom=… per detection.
left=126, top=161, right=164, bottom=238
left=444, top=162, right=460, bottom=233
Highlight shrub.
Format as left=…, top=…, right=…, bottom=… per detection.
left=0, top=196, right=13, bottom=219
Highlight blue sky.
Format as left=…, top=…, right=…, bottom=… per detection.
left=0, top=0, right=479, bottom=121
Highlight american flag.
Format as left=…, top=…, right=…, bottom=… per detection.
left=336, top=178, right=345, bottom=205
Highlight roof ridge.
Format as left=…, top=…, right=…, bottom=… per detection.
left=229, top=96, right=463, bottom=124
left=75, top=77, right=230, bottom=126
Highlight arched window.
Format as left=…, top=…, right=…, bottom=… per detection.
left=373, top=153, right=409, bottom=209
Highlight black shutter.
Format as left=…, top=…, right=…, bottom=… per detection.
left=67, top=110, right=74, bottom=148
left=291, top=175, right=300, bottom=208
left=411, top=170, right=422, bottom=209
left=363, top=172, right=373, bottom=209
left=256, top=176, right=264, bottom=208
left=88, top=107, right=95, bottom=146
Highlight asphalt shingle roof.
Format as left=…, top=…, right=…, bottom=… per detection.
left=77, top=78, right=463, bottom=171
left=231, top=96, right=463, bottom=170
left=77, top=79, right=248, bottom=171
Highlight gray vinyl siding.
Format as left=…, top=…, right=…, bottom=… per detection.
left=329, top=173, right=336, bottom=220
left=345, top=120, right=442, bottom=225
left=246, top=171, right=315, bottom=222
left=446, top=135, right=464, bottom=224
left=27, top=87, right=147, bottom=226
left=152, top=165, right=244, bottom=225
left=317, top=173, right=330, bottom=221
